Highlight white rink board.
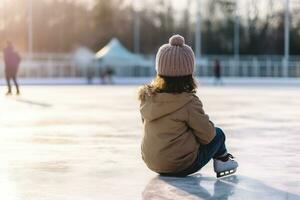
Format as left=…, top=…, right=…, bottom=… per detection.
left=0, top=85, right=299, bottom=200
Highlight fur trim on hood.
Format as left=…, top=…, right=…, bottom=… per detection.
left=138, top=85, right=157, bottom=102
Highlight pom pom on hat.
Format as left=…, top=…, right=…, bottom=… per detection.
left=169, top=35, right=185, bottom=47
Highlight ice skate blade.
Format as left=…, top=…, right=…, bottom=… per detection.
left=216, top=168, right=237, bottom=178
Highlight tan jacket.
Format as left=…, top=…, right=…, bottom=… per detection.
left=139, top=87, right=216, bottom=173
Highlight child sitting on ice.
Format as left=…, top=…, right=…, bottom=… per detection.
left=138, top=35, right=238, bottom=177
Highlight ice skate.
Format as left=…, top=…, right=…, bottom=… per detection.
left=5, top=90, right=12, bottom=96
left=214, top=153, right=238, bottom=178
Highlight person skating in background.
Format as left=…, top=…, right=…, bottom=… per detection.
left=213, top=59, right=223, bottom=85
left=138, top=35, right=238, bottom=178
left=3, top=41, right=21, bottom=95
left=106, top=66, right=115, bottom=84
left=86, top=66, right=94, bottom=85
left=99, top=67, right=115, bottom=85
left=99, top=68, right=107, bottom=84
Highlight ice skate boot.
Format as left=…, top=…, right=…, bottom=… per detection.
left=214, top=153, right=238, bottom=178
left=5, top=90, right=12, bottom=96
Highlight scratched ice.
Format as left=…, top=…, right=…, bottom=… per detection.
left=0, top=85, right=299, bottom=200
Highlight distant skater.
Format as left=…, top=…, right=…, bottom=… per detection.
left=106, top=67, right=115, bottom=84
left=86, top=66, right=94, bottom=85
left=213, top=59, right=222, bottom=85
left=99, top=69, right=107, bottom=84
left=3, top=41, right=21, bottom=95
left=138, top=35, right=238, bottom=178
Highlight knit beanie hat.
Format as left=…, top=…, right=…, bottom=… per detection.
left=155, top=34, right=195, bottom=77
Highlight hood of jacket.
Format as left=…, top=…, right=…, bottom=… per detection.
left=139, top=86, right=194, bottom=121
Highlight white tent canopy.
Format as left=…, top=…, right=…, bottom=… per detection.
left=95, top=38, right=151, bottom=67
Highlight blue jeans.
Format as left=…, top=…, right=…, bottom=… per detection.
left=160, top=127, right=227, bottom=177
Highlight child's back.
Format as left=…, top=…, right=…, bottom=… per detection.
left=139, top=35, right=238, bottom=177
left=139, top=87, right=215, bottom=173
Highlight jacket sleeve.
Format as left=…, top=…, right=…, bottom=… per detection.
left=187, top=97, right=216, bottom=144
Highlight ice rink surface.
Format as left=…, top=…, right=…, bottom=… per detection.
left=0, top=85, right=299, bottom=200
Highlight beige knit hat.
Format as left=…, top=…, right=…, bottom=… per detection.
left=155, top=34, right=195, bottom=77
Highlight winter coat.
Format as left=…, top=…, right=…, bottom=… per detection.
left=3, top=47, right=21, bottom=78
left=139, top=86, right=216, bottom=173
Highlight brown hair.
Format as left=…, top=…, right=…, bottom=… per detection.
left=138, top=75, right=197, bottom=101
left=151, top=75, right=197, bottom=93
